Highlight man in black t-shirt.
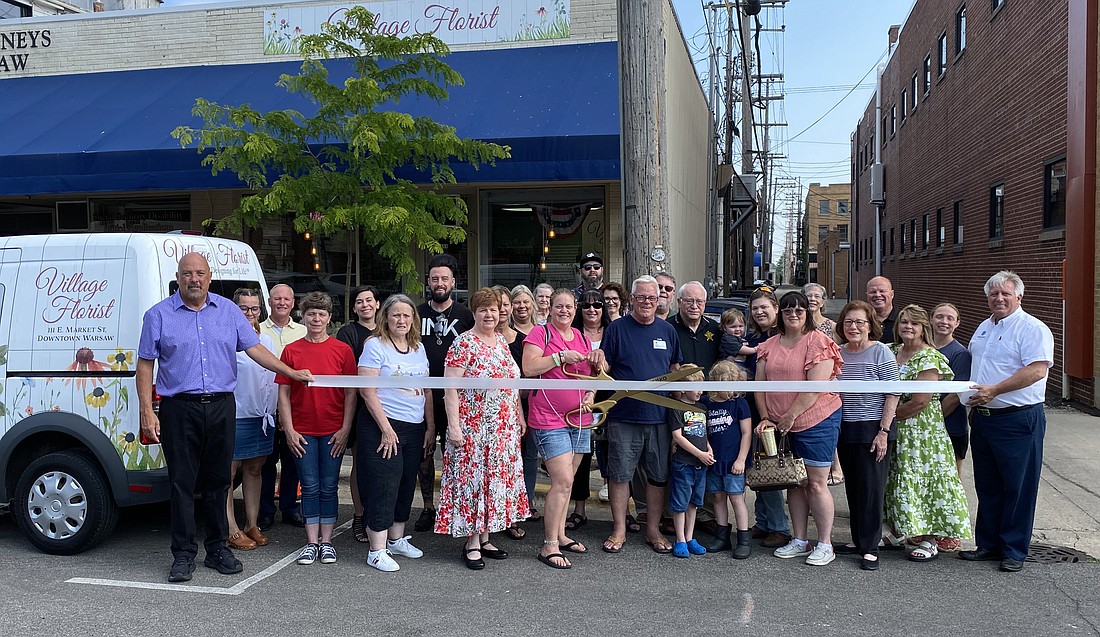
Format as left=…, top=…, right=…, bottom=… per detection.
left=414, top=254, right=474, bottom=532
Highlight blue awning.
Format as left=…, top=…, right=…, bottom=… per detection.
left=0, top=41, right=620, bottom=196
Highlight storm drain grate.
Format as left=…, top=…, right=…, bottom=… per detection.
left=1026, top=543, right=1091, bottom=564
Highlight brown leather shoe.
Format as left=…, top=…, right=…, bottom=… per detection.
left=228, top=531, right=257, bottom=551
left=750, top=526, right=768, bottom=540
left=244, top=527, right=269, bottom=547
left=761, top=532, right=792, bottom=548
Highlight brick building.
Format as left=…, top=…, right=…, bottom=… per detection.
left=848, top=0, right=1095, bottom=404
left=804, top=182, right=850, bottom=299
left=0, top=0, right=710, bottom=312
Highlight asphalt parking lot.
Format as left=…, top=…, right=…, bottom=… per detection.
left=2, top=455, right=1099, bottom=637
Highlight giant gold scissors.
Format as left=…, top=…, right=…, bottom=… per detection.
left=561, top=365, right=706, bottom=429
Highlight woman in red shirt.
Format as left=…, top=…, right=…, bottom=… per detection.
left=277, top=292, right=358, bottom=567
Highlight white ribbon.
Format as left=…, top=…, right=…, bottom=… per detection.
left=310, top=375, right=976, bottom=398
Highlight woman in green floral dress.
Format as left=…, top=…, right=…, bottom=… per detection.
left=886, top=304, right=972, bottom=562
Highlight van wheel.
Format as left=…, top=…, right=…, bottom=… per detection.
left=13, top=451, right=118, bottom=555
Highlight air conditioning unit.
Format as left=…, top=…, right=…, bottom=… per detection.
left=869, top=164, right=885, bottom=205
left=56, top=201, right=90, bottom=232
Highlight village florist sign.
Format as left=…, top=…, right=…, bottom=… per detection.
left=263, top=0, right=570, bottom=54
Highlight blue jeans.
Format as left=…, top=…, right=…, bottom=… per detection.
left=754, top=489, right=790, bottom=534
left=292, top=434, right=344, bottom=525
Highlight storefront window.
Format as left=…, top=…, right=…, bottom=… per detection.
left=90, top=197, right=191, bottom=232
left=479, top=188, right=605, bottom=290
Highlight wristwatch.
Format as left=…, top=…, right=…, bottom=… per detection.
left=878, top=427, right=891, bottom=435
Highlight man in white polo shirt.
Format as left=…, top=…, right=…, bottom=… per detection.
left=962, top=271, right=1053, bottom=573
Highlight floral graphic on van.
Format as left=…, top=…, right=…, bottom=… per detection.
left=110, top=349, right=133, bottom=371
left=65, top=347, right=109, bottom=391
left=86, top=387, right=110, bottom=408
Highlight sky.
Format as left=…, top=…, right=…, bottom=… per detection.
left=669, top=0, right=915, bottom=259
left=159, top=0, right=915, bottom=260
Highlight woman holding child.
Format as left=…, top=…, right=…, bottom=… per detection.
left=754, top=291, right=844, bottom=567
left=522, top=288, right=606, bottom=569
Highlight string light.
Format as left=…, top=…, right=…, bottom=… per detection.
left=548, top=228, right=556, bottom=239
left=543, top=244, right=550, bottom=254
left=304, top=232, right=311, bottom=240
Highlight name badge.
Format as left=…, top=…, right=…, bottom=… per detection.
left=653, top=339, right=667, bottom=350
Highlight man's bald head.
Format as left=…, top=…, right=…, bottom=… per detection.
left=176, top=252, right=212, bottom=307
left=865, top=276, right=894, bottom=319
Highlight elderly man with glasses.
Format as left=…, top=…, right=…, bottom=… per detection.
left=572, top=251, right=605, bottom=300
left=669, top=281, right=721, bottom=372
left=599, top=275, right=683, bottom=555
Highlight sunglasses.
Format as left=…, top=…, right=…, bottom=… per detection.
left=580, top=301, right=604, bottom=310
left=781, top=307, right=806, bottom=315
left=582, top=264, right=602, bottom=271
left=659, top=285, right=675, bottom=293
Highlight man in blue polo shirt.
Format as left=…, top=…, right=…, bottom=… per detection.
left=137, top=252, right=313, bottom=583
left=600, top=275, right=682, bottom=554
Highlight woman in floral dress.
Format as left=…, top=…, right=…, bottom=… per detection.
left=886, top=304, right=972, bottom=563
left=436, top=288, right=530, bottom=570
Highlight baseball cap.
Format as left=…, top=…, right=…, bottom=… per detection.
left=579, top=251, right=603, bottom=267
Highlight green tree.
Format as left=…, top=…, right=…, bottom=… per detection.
left=172, top=6, right=510, bottom=291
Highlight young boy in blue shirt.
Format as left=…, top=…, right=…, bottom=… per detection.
left=667, top=370, right=713, bottom=558
left=702, top=360, right=754, bottom=558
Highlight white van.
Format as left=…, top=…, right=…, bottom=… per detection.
left=0, top=233, right=268, bottom=554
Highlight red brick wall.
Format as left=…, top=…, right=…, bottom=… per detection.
left=850, top=0, right=1083, bottom=403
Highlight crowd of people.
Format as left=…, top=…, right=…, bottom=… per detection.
left=137, top=249, right=1054, bottom=581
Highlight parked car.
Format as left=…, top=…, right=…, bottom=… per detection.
left=704, top=297, right=750, bottom=324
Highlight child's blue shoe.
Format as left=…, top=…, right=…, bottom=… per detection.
left=673, top=541, right=690, bottom=558
left=686, top=539, right=707, bottom=555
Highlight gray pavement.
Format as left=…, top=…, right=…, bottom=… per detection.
left=1, top=405, right=1098, bottom=636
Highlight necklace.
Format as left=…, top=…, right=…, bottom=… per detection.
left=388, top=336, right=410, bottom=354
left=431, top=302, right=452, bottom=346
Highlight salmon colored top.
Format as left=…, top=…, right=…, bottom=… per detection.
left=756, top=330, right=844, bottom=432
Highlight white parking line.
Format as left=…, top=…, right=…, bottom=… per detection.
left=67, top=519, right=352, bottom=596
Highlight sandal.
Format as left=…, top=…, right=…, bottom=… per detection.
left=625, top=514, right=642, bottom=533
left=881, top=529, right=908, bottom=550
left=561, top=540, right=587, bottom=554
left=353, top=515, right=368, bottom=543
left=908, top=540, right=939, bottom=562
left=504, top=525, right=526, bottom=540
left=827, top=473, right=845, bottom=486
left=936, top=537, right=962, bottom=552
left=565, top=513, right=588, bottom=531
left=528, top=508, right=543, bottom=523
left=646, top=537, right=674, bottom=554
left=538, top=552, right=571, bottom=569
left=602, top=536, right=625, bottom=553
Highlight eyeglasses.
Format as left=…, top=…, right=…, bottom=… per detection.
left=679, top=299, right=705, bottom=306
left=781, top=307, right=806, bottom=315
left=632, top=294, right=658, bottom=303
left=580, top=301, right=604, bottom=310
left=238, top=305, right=261, bottom=314
left=659, top=285, right=675, bottom=293
left=582, top=264, right=602, bottom=271
left=843, top=319, right=870, bottom=327
left=602, top=296, right=619, bottom=304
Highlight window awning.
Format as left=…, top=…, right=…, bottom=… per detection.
left=0, top=41, right=620, bottom=196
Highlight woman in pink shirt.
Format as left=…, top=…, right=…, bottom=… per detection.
left=754, top=291, right=844, bottom=568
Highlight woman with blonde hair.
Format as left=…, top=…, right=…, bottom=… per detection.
left=886, top=304, right=972, bottom=562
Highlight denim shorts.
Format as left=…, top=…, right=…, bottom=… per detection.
left=706, top=470, right=746, bottom=495
left=669, top=461, right=707, bottom=512
left=788, top=408, right=841, bottom=467
left=532, top=426, right=591, bottom=461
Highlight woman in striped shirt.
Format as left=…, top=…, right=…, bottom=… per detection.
left=833, top=300, right=901, bottom=571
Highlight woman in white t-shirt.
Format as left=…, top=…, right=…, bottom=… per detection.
left=357, top=294, right=434, bottom=572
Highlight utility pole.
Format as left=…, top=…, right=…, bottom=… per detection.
left=722, top=2, right=736, bottom=294
left=738, top=0, right=755, bottom=289
left=619, top=0, right=668, bottom=285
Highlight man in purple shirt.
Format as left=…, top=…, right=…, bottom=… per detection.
left=137, top=252, right=313, bottom=583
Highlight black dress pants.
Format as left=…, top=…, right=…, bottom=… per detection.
left=837, top=438, right=893, bottom=556
left=159, top=394, right=235, bottom=559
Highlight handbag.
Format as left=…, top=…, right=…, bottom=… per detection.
left=744, top=432, right=808, bottom=492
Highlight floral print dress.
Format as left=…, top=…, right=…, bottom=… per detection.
left=435, top=331, right=530, bottom=537
left=885, top=346, right=973, bottom=540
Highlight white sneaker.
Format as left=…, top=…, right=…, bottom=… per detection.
left=805, top=543, right=836, bottom=566
left=773, top=539, right=812, bottom=559
left=598, top=483, right=609, bottom=502
left=367, top=549, right=400, bottom=572
left=387, top=536, right=424, bottom=559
